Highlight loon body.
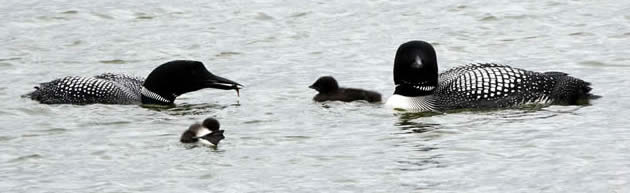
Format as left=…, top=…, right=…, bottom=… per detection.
left=385, top=41, right=595, bottom=112
left=27, top=60, right=241, bottom=105
left=309, top=76, right=381, bottom=103
left=180, top=118, right=225, bottom=146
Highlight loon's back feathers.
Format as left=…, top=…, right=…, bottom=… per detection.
left=94, top=73, right=144, bottom=90
left=433, top=63, right=590, bottom=109
left=386, top=41, right=596, bottom=111
left=30, top=74, right=142, bottom=104
left=438, top=63, right=506, bottom=85
left=27, top=60, right=242, bottom=105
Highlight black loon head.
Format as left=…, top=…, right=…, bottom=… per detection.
left=202, top=117, right=220, bottom=131
left=142, top=60, right=242, bottom=104
left=180, top=118, right=225, bottom=146
left=309, top=76, right=339, bottom=93
left=393, top=40, right=438, bottom=96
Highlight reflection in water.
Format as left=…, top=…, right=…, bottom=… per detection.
left=141, top=103, right=231, bottom=116
left=397, top=121, right=440, bottom=134
left=396, top=153, right=444, bottom=172
left=496, top=109, right=558, bottom=121
left=484, top=105, right=587, bottom=122
left=540, top=105, right=587, bottom=115
left=393, top=112, right=446, bottom=180
left=396, top=112, right=442, bottom=134
left=396, top=111, right=443, bottom=119
left=393, top=104, right=588, bottom=133
left=396, top=104, right=587, bottom=127
left=391, top=104, right=592, bottom=187
left=181, top=143, right=222, bottom=152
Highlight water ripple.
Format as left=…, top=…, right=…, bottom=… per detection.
left=7, top=154, right=42, bottom=163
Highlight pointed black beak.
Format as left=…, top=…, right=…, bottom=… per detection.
left=411, top=55, right=423, bottom=69
left=204, top=74, right=243, bottom=90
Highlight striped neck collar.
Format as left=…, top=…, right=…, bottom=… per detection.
left=141, top=87, right=171, bottom=104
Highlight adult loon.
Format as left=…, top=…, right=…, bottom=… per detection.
left=180, top=117, right=225, bottom=146
left=309, top=76, right=381, bottom=103
left=26, top=60, right=242, bottom=105
left=385, top=40, right=595, bottom=112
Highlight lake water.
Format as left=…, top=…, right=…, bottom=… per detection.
left=1, top=0, right=630, bottom=192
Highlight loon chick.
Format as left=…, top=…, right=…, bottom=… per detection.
left=180, top=118, right=225, bottom=146
left=309, top=76, right=381, bottom=103
left=385, top=40, right=595, bottom=112
left=26, top=60, right=242, bottom=105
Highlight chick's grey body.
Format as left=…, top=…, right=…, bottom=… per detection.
left=29, top=73, right=144, bottom=104
left=180, top=118, right=225, bottom=146
left=313, top=88, right=381, bottom=103
left=309, top=76, right=381, bottom=103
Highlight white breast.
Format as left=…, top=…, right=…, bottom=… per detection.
left=195, top=128, right=211, bottom=137
left=194, top=128, right=215, bottom=146
left=385, top=95, right=436, bottom=112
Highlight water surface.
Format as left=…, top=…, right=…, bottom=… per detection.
left=1, top=0, right=630, bottom=192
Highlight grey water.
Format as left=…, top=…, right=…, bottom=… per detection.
left=1, top=0, right=630, bottom=192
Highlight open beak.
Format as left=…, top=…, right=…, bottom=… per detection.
left=204, top=74, right=243, bottom=90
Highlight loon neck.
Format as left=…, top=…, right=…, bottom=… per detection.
left=141, top=87, right=175, bottom=104
left=393, top=84, right=437, bottom=97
